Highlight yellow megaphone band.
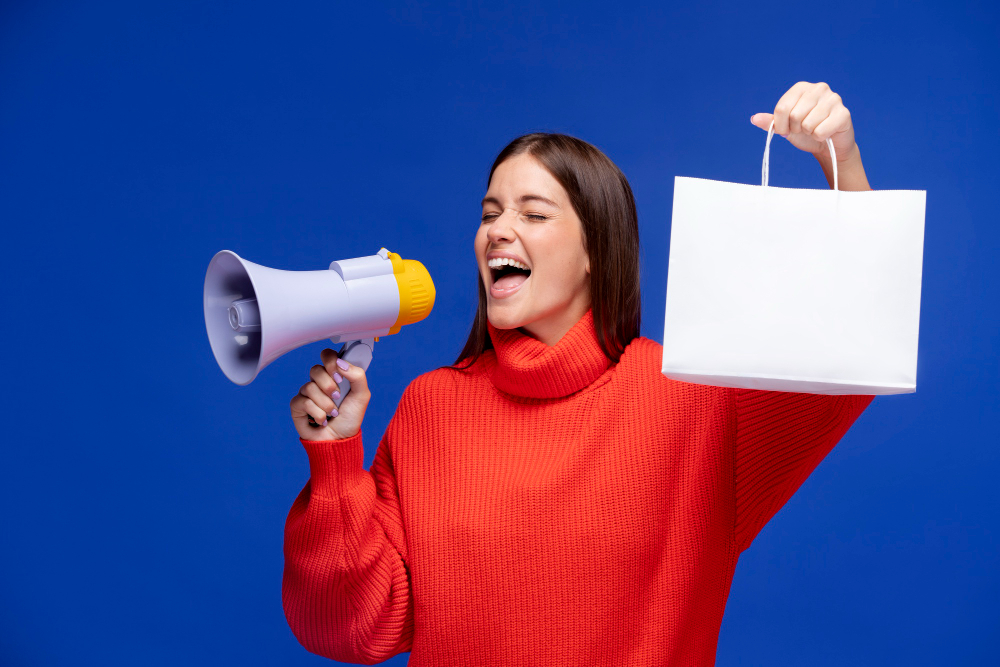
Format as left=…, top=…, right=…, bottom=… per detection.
left=387, top=252, right=436, bottom=335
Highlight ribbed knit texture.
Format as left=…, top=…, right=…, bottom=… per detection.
left=282, top=309, right=874, bottom=665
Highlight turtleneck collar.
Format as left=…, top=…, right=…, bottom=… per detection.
left=486, top=309, right=613, bottom=399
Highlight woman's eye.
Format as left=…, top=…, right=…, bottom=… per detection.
left=480, top=212, right=547, bottom=223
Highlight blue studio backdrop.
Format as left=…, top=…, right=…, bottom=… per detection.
left=2, top=1, right=997, bottom=665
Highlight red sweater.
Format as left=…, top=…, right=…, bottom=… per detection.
left=283, top=310, right=874, bottom=665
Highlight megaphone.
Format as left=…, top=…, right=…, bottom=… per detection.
left=203, top=247, right=434, bottom=407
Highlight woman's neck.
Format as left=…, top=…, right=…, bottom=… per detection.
left=517, top=295, right=592, bottom=347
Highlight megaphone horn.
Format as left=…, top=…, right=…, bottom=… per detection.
left=203, top=247, right=434, bottom=406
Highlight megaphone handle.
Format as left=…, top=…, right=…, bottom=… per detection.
left=331, top=338, right=375, bottom=409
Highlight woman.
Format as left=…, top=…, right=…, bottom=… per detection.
left=285, top=81, right=874, bottom=666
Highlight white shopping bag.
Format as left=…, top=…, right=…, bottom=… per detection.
left=661, top=122, right=926, bottom=395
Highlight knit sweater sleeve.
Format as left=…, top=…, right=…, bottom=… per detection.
left=732, top=389, right=875, bottom=552
left=281, top=417, right=414, bottom=663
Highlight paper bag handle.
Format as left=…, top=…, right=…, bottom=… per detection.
left=762, top=119, right=838, bottom=191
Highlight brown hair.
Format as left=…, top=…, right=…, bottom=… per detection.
left=453, top=132, right=641, bottom=368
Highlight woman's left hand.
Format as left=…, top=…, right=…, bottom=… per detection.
left=751, top=81, right=857, bottom=163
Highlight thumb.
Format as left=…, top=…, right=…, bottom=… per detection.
left=750, top=112, right=774, bottom=131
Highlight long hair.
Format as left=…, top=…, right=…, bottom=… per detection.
left=453, top=133, right=641, bottom=368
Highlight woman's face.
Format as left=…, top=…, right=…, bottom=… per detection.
left=475, top=153, right=591, bottom=344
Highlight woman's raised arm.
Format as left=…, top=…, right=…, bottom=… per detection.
left=283, top=356, right=414, bottom=663
left=731, top=388, right=875, bottom=552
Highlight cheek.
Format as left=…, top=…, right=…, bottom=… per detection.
left=537, top=248, right=588, bottom=295
left=546, top=234, right=587, bottom=279
left=558, top=258, right=588, bottom=289
left=474, top=229, right=489, bottom=276
left=473, top=228, right=485, bottom=258
left=477, top=223, right=494, bottom=247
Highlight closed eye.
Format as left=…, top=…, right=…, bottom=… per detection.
left=480, top=212, right=549, bottom=223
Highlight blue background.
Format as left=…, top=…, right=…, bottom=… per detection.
left=2, top=1, right=997, bottom=665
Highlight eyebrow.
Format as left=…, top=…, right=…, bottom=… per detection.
left=481, top=194, right=559, bottom=208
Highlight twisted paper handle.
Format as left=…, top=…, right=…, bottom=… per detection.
left=762, top=119, right=838, bottom=191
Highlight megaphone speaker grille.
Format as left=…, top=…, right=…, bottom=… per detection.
left=204, top=251, right=264, bottom=385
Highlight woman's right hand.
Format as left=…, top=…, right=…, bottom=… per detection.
left=290, top=348, right=371, bottom=441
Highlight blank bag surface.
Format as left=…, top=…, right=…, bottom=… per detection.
left=661, top=124, right=926, bottom=395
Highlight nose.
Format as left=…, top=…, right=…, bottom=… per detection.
left=486, top=208, right=517, bottom=244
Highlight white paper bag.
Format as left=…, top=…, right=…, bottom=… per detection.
left=661, top=122, right=926, bottom=395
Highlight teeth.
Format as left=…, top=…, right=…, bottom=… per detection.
left=488, top=257, right=530, bottom=271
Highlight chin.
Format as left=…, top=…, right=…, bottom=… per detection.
left=486, top=303, right=524, bottom=331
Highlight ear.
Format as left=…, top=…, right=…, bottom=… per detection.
left=585, top=259, right=591, bottom=275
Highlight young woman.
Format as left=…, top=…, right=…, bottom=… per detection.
left=285, top=81, right=874, bottom=665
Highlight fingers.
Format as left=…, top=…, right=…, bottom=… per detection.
left=320, top=348, right=341, bottom=379
left=771, top=81, right=811, bottom=136
left=290, top=393, right=330, bottom=427
left=800, top=90, right=842, bottom=139
left=787, top=87, right=827, bottom=136
left=301, top=379, right=338, bottom=418
left=310, top=363, right=340, bottom=401
left=335, top=356, right=371, bottom=401
left=773, top=81, right=837, bottom=137
left=290, top=348, right=372, bottom=440
left=319, top=348, right=370, bottom=400
left=750, top=112, right=774, bottom=131
left=811, top=105, right=851, bottom=145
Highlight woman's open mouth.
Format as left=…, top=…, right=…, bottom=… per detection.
left=488, top=257, right=531, bottom=299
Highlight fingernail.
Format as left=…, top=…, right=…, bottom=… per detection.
left=330, top=409, right=339, bottom=418
left=750, top=114, right=756, bottom=122
left=331, top=390, right=341, bottom=400
left=321, top=418, right=328, bottom=426
left=337, top=358, right=349, bottom=371
left=334, top=372, right=343, bottom=383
